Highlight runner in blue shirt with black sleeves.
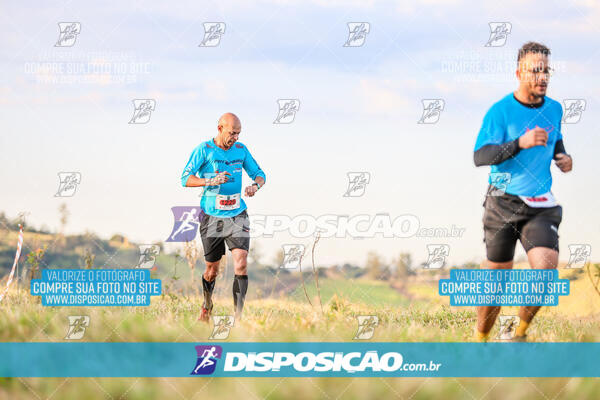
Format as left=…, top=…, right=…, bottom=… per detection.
left=473, top=42, right=573, bottom=342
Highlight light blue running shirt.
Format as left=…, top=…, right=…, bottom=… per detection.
left=474, top=93, right=564, bottom=197
left=181, top=140, right=266, bottom=217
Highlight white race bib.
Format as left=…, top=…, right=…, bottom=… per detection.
left=215, top=193, right=241, bottom=211
left=518, top=191, right=557, bottom=208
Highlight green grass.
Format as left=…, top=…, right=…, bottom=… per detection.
left=1, top=278, right=600, bottom=398
left=290, top=277, right=410, bottom=308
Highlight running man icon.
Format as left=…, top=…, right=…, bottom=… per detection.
left=193, top=347, right=217, bottom=373
left=169, top=208, right=200, bottom=241
left=191, top=345, right=223, bottom=375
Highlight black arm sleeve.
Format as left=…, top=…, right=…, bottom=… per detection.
left=553, top=139, right=567, bottom=159
left=473, top=138, right=521, bottom=166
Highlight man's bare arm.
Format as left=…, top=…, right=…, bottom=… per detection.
left=184, top=171, right=230, bottom=187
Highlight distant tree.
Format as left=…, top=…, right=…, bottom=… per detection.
left=153, top=241, right=164, bottom=253
left=365, top=251, right=391, bottom=280
left=0, top=212, right=16, bottom=232
left=341, top=263, right=363, bottom=279
left=0, top=213, right=7, bottom=240
left=273, top=248, right=285, bottom=268
left=109, top=234, right=130, bottom=247
left=0, top=212, right=8, bottom=227
left=84, top=230, right=100, bottom=242
left=392, top=252, right=414, bottom=279
left=58, top=203, right=69, bottom=232
left=327, top=264, right=340, bottom=276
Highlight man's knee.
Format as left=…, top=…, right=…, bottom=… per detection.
left=232, top=250, right=248, bottom=273
left=204, top=261, right=220, bottom=280
left=234, top=259, right=247, bottom=274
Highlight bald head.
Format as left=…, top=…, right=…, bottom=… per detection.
left=218, top=112, right=240, bottom=127
left=216, top=112, right=241, bottom=150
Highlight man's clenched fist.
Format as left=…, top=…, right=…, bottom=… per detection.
left=518, top=126, right=548, bottom=149
left=555, top=153, right=572, bottom=173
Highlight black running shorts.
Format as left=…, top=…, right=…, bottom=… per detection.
left=199, top=209, right=250, bottom=262
left=482, top=186, right=562, bottom=262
